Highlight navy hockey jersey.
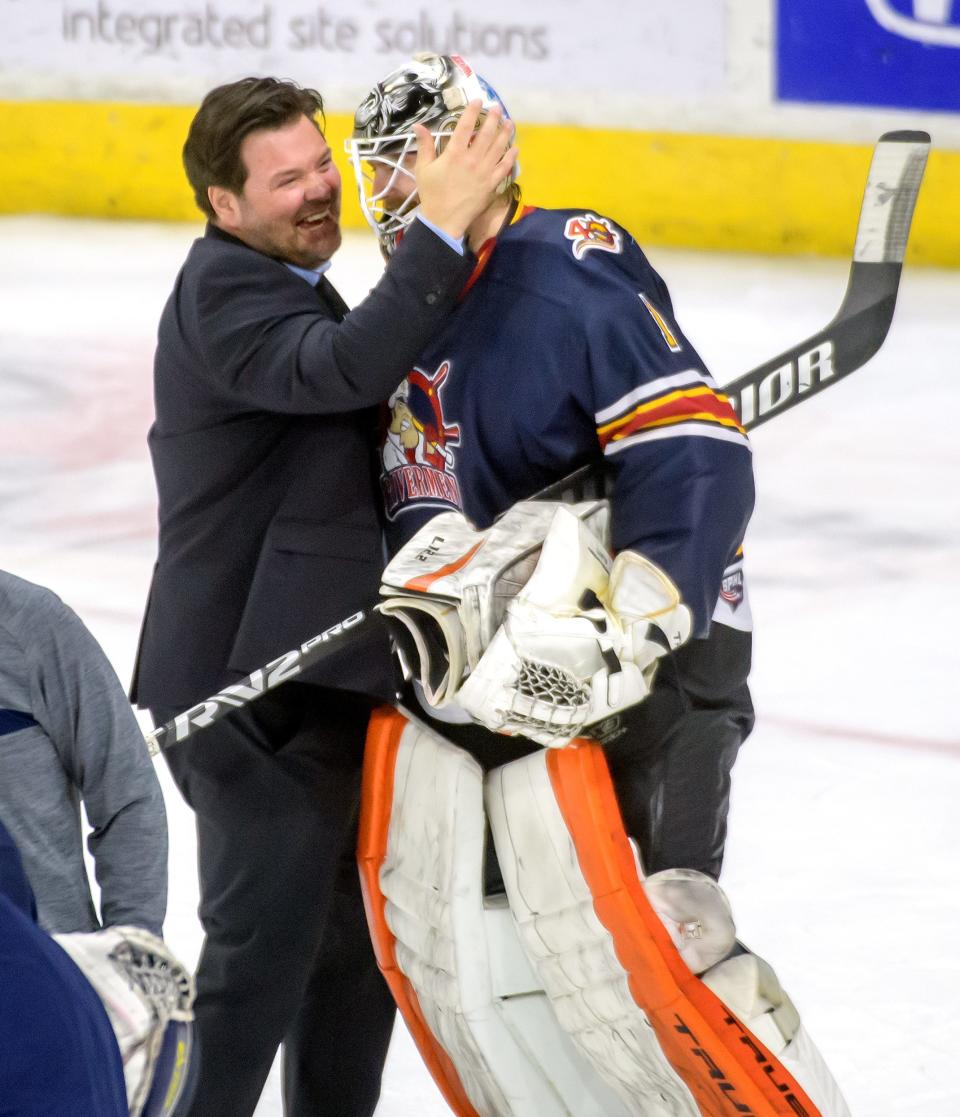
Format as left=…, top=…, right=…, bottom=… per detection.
left=378, top=204, right=754, bottom=636
left=0, top=818, right=127, bottom=1115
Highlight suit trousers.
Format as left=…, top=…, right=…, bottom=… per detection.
left=153, top=682, right=395, bottom=1117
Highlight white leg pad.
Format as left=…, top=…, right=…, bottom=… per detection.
left=701, top=953, right=852, bottom=1117
left=375, top=717, right=636, bottom=1116
left=643, top=866, right=738, bottom=975
left=365, top=717, right=846, bottom=1117
left=485, top=751, right=700, bottom=1115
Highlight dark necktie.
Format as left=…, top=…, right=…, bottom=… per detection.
left=315, top=275, right=349, bottom=322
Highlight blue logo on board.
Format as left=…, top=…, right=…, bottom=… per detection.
left=866, top=0, right=960, bottom=45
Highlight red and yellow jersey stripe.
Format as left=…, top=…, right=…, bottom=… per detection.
left=596, top=371, right=748, bottom=455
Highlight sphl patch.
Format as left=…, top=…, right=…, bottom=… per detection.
left=719, top=569, right=744, bottom=611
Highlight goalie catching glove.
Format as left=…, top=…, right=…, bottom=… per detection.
left=379, top=502, right=691, bottom=746
left=55, top=926, right=195, bottom=1117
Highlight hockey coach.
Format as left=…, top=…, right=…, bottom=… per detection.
left=131, top=76, right=517, bottom=1116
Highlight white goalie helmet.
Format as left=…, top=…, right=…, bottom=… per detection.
left=346, top=52, right=514, bottom=256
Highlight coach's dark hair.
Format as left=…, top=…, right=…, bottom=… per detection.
left=183, top=77, right=326, bottom=219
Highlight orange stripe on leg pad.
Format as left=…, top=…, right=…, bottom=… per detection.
left=545, top=741, right=822, bottom=1117
left=358, top=707, right=482, bottom=1117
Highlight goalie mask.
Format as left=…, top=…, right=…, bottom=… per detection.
left=346, top=52, right=514, bottom=256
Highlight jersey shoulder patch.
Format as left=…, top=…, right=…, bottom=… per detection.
left=510, top=207, right=627, bottom=263
left=562, top=212, right=624, bottom=259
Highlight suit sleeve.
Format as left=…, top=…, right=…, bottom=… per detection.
left=192, top=220, right=474, bottom=414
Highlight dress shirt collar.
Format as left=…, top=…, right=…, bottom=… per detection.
left=285, top=260, right=332, bottom=286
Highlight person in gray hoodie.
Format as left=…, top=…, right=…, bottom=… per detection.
left=0, top=568, right=167, bottom=935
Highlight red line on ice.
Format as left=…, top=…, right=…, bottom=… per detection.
left=762, top=715, right=960, bottom=759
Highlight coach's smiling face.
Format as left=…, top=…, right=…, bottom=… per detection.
left=208, top=113, right=343, bottom=268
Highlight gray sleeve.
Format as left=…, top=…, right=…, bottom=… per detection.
left=29, top=595, right=168, bottom=935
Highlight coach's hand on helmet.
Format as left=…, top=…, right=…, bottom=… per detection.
left=414, top=100, right=518, bottom=242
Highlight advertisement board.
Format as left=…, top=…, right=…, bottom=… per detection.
left=0, top=0, right=725, bottom=118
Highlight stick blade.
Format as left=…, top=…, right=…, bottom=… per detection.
left=853, top=130, right=930, bottom=265
left=721, top=130, right=930, bottom=429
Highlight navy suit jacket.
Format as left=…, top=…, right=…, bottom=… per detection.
left=132, top=221, right=474, bottom=708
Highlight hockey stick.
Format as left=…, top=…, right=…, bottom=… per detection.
left=145, top=129, right=929, bottom=757
left=725, top=128, right=929, bottom=428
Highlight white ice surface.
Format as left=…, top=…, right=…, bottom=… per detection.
left=1, top=216, right=957, bottom=1115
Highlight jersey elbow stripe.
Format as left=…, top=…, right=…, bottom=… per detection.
left=603, top=421, right=753, bottom=456
left=596, top=385, right=747, bottom=450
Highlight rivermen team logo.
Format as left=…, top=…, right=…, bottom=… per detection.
left=564, top=213, right=623, bottom=259
left=381, top=360, right=463, bottom=519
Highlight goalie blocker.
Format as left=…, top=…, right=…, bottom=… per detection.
left=358, top=709, right=851, bottom=1117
